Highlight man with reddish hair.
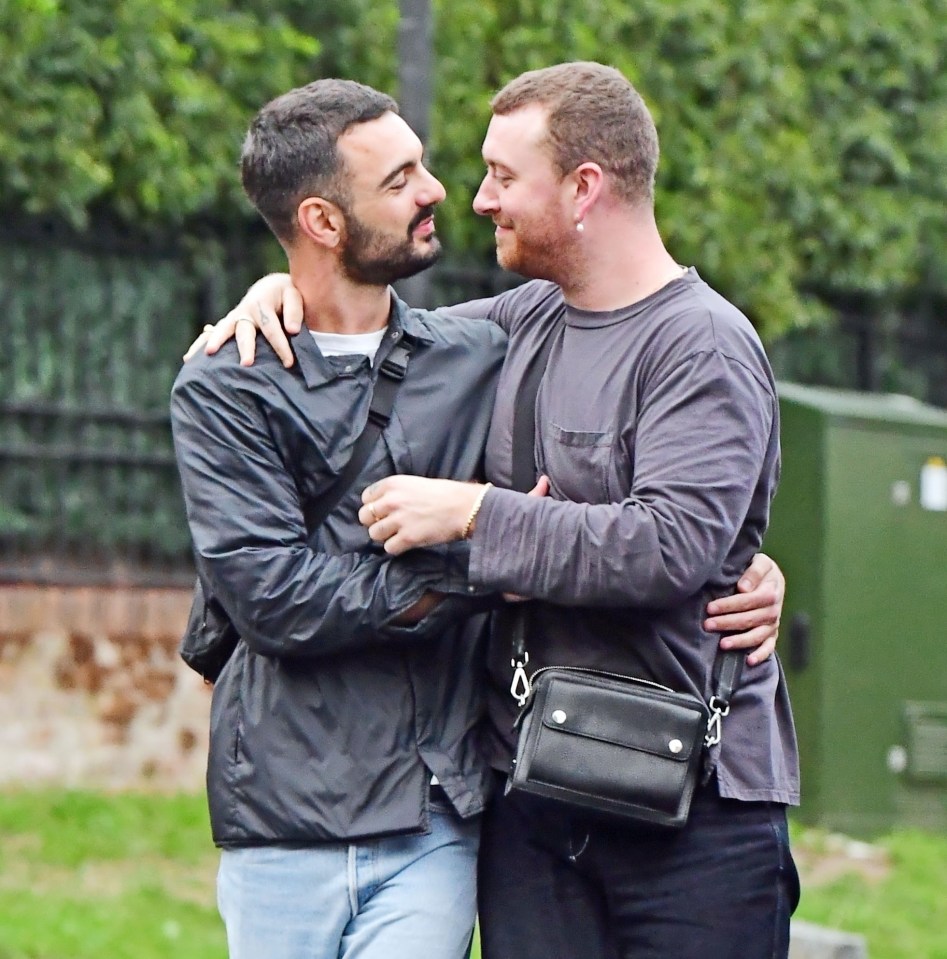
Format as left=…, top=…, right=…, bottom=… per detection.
left=361, top=61, right=801, bottom=959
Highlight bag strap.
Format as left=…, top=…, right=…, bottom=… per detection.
left=204, top=337, right=411, bottom=594
left=705, top=645, right=744, bottom=747
left=504, top=312, right=746, bottom=750
left=504, top=318, right=561, bottom=703
left=510, top=322, right=560, bottom=493
left=198, top=336, right=412, bottom=595
left=184, top=337, right=413, bottom=683
left=302, top=339, right=413, bottom=532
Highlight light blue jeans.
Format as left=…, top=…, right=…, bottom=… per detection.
left=217, top=803, right=480, bottom=959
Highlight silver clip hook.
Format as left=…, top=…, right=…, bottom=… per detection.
left=705, top=695, right=730, bottom=747
left=510, top=651, right=531, bottom=706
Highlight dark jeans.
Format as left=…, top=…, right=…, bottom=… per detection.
left=478, top=773, right=800, bottom=959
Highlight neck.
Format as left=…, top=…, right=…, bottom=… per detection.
left=559, top=206, right=685, bottom=312
left=288, top=253, right=392, bottom=334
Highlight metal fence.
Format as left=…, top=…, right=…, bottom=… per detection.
left=0, top=219, right=942, bottom=587
left=768, top=300, right=947, bottom=411
left=0, top=222, right=520, bottom=587
left=0, top=221, right=259, bottom=586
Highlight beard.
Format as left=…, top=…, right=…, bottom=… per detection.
left=494, top=216, right=570, bottom=283
left=340, top=205, right=442, bottom=286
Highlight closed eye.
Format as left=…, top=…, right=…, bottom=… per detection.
left=489, top=167, right=513, bottom=187
left=379, top=160, right=416, bottom=191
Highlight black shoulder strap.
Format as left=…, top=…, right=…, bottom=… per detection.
left=182, top=339, right=412, bottom=683
left=510, top=316, right=561, bottom=492
left=504, top=316, right=561, bottom=667
left=702, top=643, right=746, bottom=780
left=302, top=339, right=413, bottom=532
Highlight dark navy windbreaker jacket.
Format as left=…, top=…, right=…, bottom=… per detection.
left=171, top=294, right=506, bottom=845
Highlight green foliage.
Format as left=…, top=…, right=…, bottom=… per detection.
left=431, top=0, right=947, bottom=336
left=0, top=0, right=318, bottom=229
left=241, top=0, right=400, bottom=91
left=0, top=233, right=200, bottom=564
left=0, top=0, right=943, bottom=338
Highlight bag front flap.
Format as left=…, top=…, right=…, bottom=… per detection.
left=536, top=673, right=707, bottom=762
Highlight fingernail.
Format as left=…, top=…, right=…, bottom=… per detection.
left=738, top=578, right=750, bottom=590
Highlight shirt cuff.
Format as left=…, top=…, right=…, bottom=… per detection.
left=467, top=485, right=523, bottom=590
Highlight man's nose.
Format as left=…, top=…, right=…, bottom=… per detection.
left=419, top=168, right=446, bottom=206
left=472, top=177, right=497, bottom=215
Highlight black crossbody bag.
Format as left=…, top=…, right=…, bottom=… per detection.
left=179, top=340, right=413, bottom=683
left=501, top=323, right=743, bottom=829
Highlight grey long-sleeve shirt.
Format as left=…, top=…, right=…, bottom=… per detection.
left=451, top=271, right=799, bottom=805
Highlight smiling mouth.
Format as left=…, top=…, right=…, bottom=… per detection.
left=409, top=206, right=437, bottom=239
left=413, top=217, right=435, bottom=238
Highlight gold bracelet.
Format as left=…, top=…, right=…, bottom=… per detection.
left=461, top=483, right=493, bottom=540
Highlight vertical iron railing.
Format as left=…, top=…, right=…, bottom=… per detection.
left=0, top=223, right=200, bottom=585
left=0, top=219, right=520, bottom=587
left=0, top=216, right=941, bottom=588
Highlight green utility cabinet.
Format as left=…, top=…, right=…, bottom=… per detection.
left=767, top=382, right=947, bottom=834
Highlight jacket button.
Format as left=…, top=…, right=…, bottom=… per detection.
left=669, top=739, right=683, bottom=753
left=551, top=710, right=567, bottom=724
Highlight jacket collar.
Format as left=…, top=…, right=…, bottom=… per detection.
left=292, top=288, right=434, bottom=389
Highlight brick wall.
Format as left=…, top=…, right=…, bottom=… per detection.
left=0, top=585, right=210, bottom=790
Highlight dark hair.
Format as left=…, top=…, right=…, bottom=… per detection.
left=241, top=79, right=398, bottom=243
left=491, top=62, right=659, bottom=206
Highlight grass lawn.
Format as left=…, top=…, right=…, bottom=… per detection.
left=789, top=822, right=947, bottom=958
left=1, top=791, right=945, bottom=958
left=0, top=791, right=224, bottom=959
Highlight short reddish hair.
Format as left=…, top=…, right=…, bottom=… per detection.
left=491, top=62, right=659, bottom=206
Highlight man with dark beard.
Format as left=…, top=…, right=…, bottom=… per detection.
left=170, top=79, right=509, bottom=959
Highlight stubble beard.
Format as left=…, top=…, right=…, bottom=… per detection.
left=496, top=221, right=571, bottom=284
left=340, top=207, right=442, bottom=286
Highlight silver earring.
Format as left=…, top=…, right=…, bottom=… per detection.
left=575, top=221, right=585, bottom=233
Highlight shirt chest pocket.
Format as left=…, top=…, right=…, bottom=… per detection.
left=541, top=424, right=618, bottom=504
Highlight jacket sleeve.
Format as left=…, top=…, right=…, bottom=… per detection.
left=468, top=350, right=776, bottom=608
left=170, top=368, right=487, bottom=660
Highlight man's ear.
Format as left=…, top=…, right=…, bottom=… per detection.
left=297, top=197, right=343, bottom=248
left=571, top=162, right=604, bottom=223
